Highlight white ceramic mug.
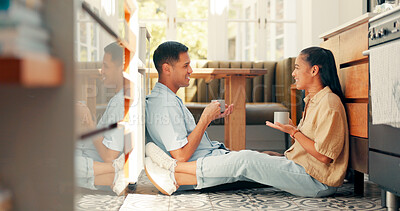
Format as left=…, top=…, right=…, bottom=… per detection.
left=274, top=111, right=289, bottom=125
left=211, top=99, right=225, bottom=112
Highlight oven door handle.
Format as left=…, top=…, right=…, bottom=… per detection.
left=362, top=50, right=370, bottom=56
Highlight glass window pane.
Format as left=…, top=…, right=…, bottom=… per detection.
left=138, top=0, right=167, bottom=19
left=229, top=0, right=257, bottom=20
left=80, top=22, right=87, bottom=43
left=91, top=49, right=97, bottom=61
left=266, top=0, right=271, bottom=19
left=228, top=37, right=236, bottom=60
left=276, top=37, right=283, bottom=59
left=228, top=1, right=239, bottom=19
left=143, top=22, right=167, bottom=63
left=276, top=0, right=284, bottom=19
left=118, top=0, right=124, bottom=19
left=177, top=22, right=207, bottom=60
left=90, top=23, right=97, bottom=47
left=266, top=22, right=297, bottom=60
left=276, top=22, right=283, bottom=36
left=177, top=0, right=208, bottom=19
left=78, top=8, right=87, bottom=20
left=228, top=22, right=256, bottom=61
left=80, top=46, right=88, bottom=61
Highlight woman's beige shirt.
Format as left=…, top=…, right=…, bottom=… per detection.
left=285, top=86, right=349, bottom=187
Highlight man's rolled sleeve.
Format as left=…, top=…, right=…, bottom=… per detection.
left=102, top=127, right=124, bottom=152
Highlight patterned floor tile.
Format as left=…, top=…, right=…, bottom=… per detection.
left=169, top=192, right=213, bottom=210
left=331, top=197, right=385, bottom=210
left=290, top=196, right=385, bottom=210
left=116, top=171, right=386, bottom=211
left=134, top=172, right=165, bottom=195
left=290, top=197, right=351, bottom=210
left=119, top=194, right=170, bottom=211
left=75, top=194, right=125, bottom=211
left=209, top=192, right=259, bottom=210
left=245, top=187, right=292, bottom=197
left=246, top=187, right=300, bottom=210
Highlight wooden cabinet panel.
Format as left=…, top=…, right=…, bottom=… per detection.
left=320, top=15, right=374, bottom=193
left=320, top=35, right=340, bottom=72
left=349, top=136, right=368, bottom=173
left=346, top=103, right=368, bottom=138
left=339, top=63, right=369, bottom=99
left=339, top=23, right=368, bottom=64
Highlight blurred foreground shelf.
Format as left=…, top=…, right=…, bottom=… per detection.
left=0, top=57, right=63, bottom=87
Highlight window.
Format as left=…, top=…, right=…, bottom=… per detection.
left=137, top=0, right=167, bottom=62
left=76, top=6, right=100, bottom=62
left=265, top=0, right=296, bottom=60
left=138, top=0, right=208, bottom=62
left=138, top=0, right=296, bottom=62
left=228, top=0, right=296, bottom=61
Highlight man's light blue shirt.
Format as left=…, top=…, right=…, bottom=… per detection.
left=75, top=89, right=124, bottom=162
left=145, top=82, right=228, bottom=162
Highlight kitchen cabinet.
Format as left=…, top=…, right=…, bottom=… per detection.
left=320, top=13, right=375, bottom=195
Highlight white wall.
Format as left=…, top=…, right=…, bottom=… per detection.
left=339, top=0, right=365, bottom=25
left=296, top=0, right=366, bottom=52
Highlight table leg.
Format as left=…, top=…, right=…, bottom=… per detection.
left=224, top=76, right=246, bottom=151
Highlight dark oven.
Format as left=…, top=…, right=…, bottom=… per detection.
left=368, top=6, right=400, bottom=209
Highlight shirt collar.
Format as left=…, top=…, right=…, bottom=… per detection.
left=153, top=82, right=183, bottom=103
left=303, top=86, right=332, bottom=105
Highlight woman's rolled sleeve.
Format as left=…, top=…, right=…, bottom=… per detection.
left=314, top=109, right=346, bottom=161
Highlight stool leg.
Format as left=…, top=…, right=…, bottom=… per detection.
left=386, top=191, right=400, bottom=211
left=381, top=190, right=387, bottom=208
left=354, top=170, right=364, bottom=196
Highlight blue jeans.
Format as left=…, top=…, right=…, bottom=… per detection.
left=195, top=150, right=337, bottom=197
left=75, top=155, right=96, bottom=190
left=75, top=140, right=103, bottom=190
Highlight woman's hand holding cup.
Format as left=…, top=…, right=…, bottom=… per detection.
left=266, top=111, right=297, bottom=135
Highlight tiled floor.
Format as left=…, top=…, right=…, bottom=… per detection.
left=75, top=171, right=387, bottom=211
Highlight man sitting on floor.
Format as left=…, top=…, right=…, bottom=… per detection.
left=75, top=42, right=126, bottom=195
left=145, top=41, right=234, bottom=164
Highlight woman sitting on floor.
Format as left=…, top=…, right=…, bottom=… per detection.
left=144, top=46, right=349, bottom=198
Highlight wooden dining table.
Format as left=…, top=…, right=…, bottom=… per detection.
left=148, top=68, right=268, bottom=151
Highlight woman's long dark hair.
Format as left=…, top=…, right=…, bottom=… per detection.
left=300, top=47, right=345, bottom=104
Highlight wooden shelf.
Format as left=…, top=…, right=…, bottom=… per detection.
left=0, top=57, right=63, bottom=87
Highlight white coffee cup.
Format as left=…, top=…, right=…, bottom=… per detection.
left=211, top=99, right=225, bottom=112
left=274, top=111, right=289, bottom=125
